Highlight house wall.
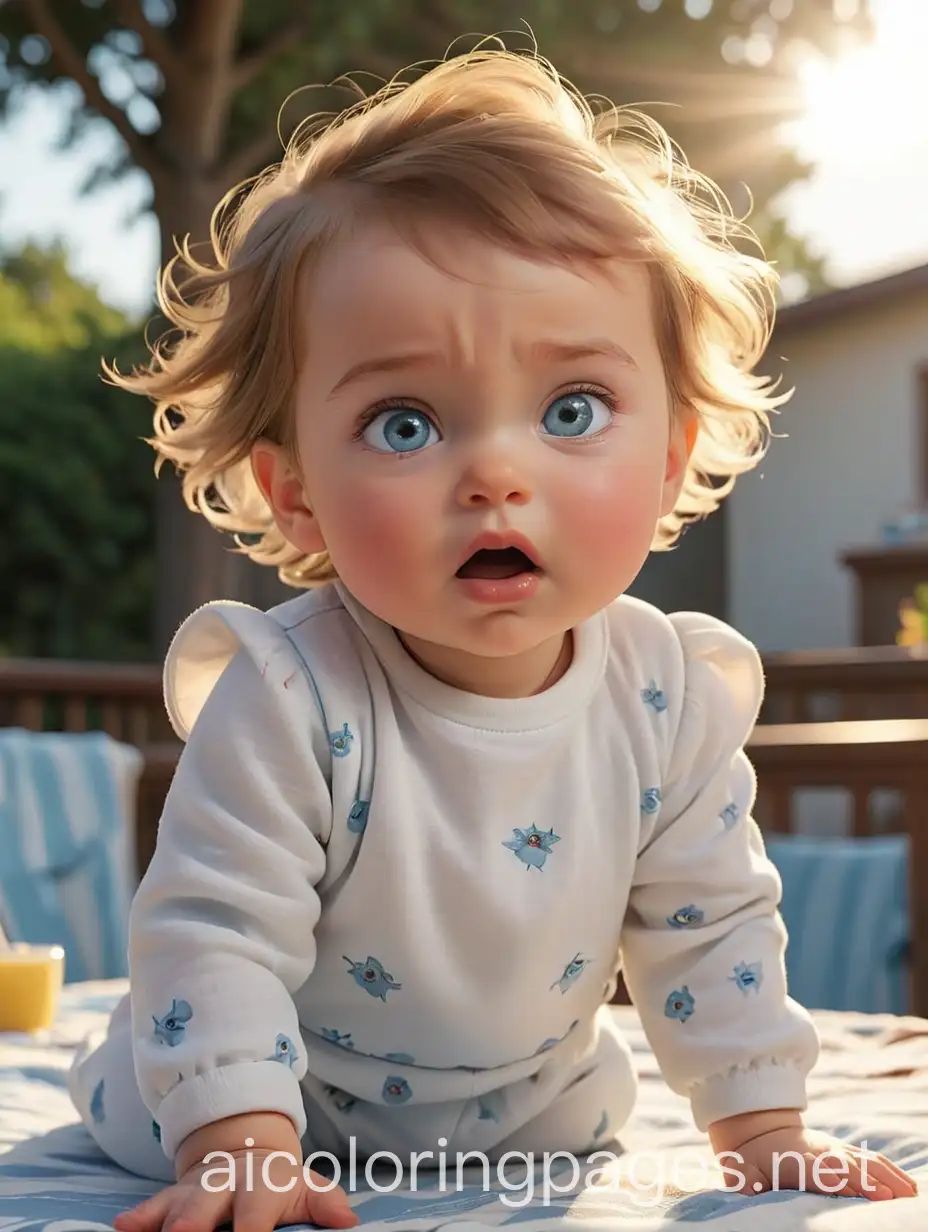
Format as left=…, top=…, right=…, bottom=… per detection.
left=727, top=289, right=928, bottom=652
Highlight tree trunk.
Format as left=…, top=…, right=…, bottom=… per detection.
left=151, top=176, right=290, bottom=654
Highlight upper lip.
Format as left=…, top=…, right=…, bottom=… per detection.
left=456, top=530, right=542, bottom=573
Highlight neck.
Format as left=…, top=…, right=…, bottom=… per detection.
left=397, top=629, right=573, bottom=698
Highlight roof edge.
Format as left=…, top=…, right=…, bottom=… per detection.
left=773, top=262, right=928, bottom=333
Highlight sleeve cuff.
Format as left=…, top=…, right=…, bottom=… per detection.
left=155, top=1060, right=307, bottom=1159
left=690, top=1061, right=808, bottom=1132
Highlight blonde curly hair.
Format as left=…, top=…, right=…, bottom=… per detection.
left=108, top=46, right=788, bottom=588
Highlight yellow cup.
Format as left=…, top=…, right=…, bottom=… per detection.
left=0, top=944, right=66, bottom=1032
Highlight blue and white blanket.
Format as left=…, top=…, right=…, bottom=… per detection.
left=2, top=981, right=928, bottom=1230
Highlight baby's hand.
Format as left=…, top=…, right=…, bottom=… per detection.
left=114, top=1145, right=358, bottom=1232
left=711, top=1114, right=917, bottom=1202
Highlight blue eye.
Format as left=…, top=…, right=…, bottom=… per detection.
left=541, top=392, right=613, bottom=438
left=362, top=408, right=439, bottom=453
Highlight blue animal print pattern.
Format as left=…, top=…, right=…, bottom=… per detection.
left=667, top=905, right=704, bottom=929
left=348, top=800, right=369, bottom=833
left=344, top=956, right=401, bottom=1001
left=534, top=1019, right=579, bottom=1054
left=550, top=954, right=589, bottom=994
left=593, top=1110, right=609, bottom=1140
left=721, top=802, right=740, bottom=830
left=384, top=1052, right=416, bottom=1064
left=325, top=1085, right=357, bottom=1114
left=665, top=987, right=695, bottom=1023
left=641, top=681, right=667, bottom=712
left=270, top=1033, right=298, bottom=1067
left=383, top=1076, right=413, bottom=1105
left=321, top=1029, right=355, bottom=1049
left=502, top=824, right=561, bottom=870
left=641, top=787, right=661, bottom=815
left=152, top=999, right=192, bottom=1046
left=90, top=1079, right=105, bottom=1124
left=329, top=723, right=354, bottom=757
left=477, top=1090, right=505, bottom=1123
left=730, top=961, right=763, bottom=993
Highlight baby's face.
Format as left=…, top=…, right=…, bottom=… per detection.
left=276, top=217, right=688, bottom=676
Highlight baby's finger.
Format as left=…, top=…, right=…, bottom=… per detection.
left=304, top=1178, right=359, bottom=1229
left=851, top=1150, right=918, bottom=1200
left=799, top=1149, right=882, bottom=1200
left=715, top=1152, right=768, bottom=1195
left=161, top=1183, right=232, bottom=1232
left=113, top=1188, right=174, bottom=1232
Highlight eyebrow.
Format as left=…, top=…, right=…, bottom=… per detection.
left=326, top=337, right=638, bottom=398
left=527, top=338, right=639, bottom=370
left=327, top=353, right=439, bottom=398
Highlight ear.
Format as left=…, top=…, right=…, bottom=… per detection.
left=660, top=410, right=697, bottom=518
left=251, top=440, right=326, bottom=556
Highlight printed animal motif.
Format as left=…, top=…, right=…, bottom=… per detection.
left=269, top=1033, right=298, bottom=1067
left=152, top=999, right=192, bottom=1047
left=329, top=724, right=354, bottom=757
left=344, top=955, right=401, bottom=1001
left=324, top=1085, right=357, bottom=1114
left=721, top=802, right=740, bottom=830
left=550, top=954, right=589, bottom=994
left=667, top=905, right=704, bottom=929
left=477, top=1090, right=505, bottom=1123
left=321, top=1029, right=355, bottom=1049
left=640, top=788, right=662, bottom=815
left=348, top=801, right=369, bottom=833
left=383, top=1076, right=413, bottom=1104
left=730, top=961, right=763, bottom=993
left=665, top=987, right=695, bottom=1023
left=502, top=824, right=561, bottom=871
left=90, top=1079, right=105, bottom=1124
left=641, top=681, right=667, bottom=712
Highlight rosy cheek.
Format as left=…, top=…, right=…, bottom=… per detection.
left=554, top=461, right=662, bottom=564
left=319, top=478, right=425, bottom=594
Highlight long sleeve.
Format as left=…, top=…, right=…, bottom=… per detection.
left=619, top=612, right=820, bottom=1132
left=129, top=604, right=333, bottom=1160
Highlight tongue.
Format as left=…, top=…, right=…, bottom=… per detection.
left=457, top=548, right=534, bottom=580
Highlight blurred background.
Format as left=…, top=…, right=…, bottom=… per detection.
left=0, top=1, right=926, bottom=1014
left=0, top=0, right=926, bottom=660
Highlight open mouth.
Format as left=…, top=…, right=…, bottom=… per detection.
left=455, top=547, right=541, bottom=580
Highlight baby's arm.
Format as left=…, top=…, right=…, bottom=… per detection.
left=620, top=614, right=820, bottom=1133
left=128, top=614, right=332, bottom=1167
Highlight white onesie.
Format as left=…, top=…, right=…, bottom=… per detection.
left=71, top=582, right=819, bottom=1174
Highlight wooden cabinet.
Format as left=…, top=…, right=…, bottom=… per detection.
left=842, top=544, right=928, bottom=646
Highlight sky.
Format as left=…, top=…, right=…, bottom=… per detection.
left=0, top=0, right=926, bottom=318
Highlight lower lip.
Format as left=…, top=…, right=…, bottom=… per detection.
left=455, top=571, right=542, bottom=605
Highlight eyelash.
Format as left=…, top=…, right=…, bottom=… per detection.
left=350, top=384, right=620, bottom=440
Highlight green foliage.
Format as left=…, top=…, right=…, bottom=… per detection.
left=0, top=247, right=155, bottom=661
left=0, top=242, right=129, bottom=349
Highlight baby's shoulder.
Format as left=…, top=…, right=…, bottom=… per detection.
left=163, top=585, right=352, bottom=740
left=603, top=595, right=764, bottom=733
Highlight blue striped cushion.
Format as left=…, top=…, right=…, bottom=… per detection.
left=765, top=835, right=909, bottom=1014
left=0, top=729, right=142, bottom=982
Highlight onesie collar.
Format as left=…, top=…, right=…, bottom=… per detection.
left=334, top=583, right=608, bottom=732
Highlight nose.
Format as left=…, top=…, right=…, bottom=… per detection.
left=454, top=440, right=532, bottom=509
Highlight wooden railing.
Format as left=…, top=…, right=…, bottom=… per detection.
left=761, top=645, right=928, bottom=723
left=750, top=719, right=928, bottom=1017
left=0, top=657, right=172, bottom=743
left=4, top=645, right=924, bottom=737
left=3, top=656, right=928, bottom=1013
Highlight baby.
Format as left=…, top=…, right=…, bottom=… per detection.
left=69, top=47, right=915, bottom=1232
